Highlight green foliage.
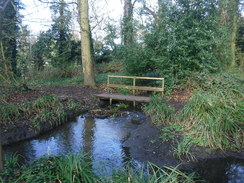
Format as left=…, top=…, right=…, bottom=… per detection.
left=179, top=90, right=243, bottom=150
left=66, top=99, right=84, bottom=113
left=27, top=65, right=84, bottom=86
left=55, top=154, right=98, bottom=183
left=4, top=153, right=21, bottom=169
left=0, top=154, right=197, bottom=183
left=174, top=136, right=196, bottom=161
left=30, top=0, right=81, bottom=75
left=0, top=104, right=21, bottom=125
left=188, top=71, right=244, bottom=95
left=22, top=95, right=66, bottom=129
left=121, top=0, right=232, bottom=88
left=31, top=32, right=52, bottom=71
left=0, top=0, right=21, bottom=76
left=0, top=154, right=98, bottom=182
left=29, top=76, right=83, bottom=87
left=0, top=95, right=67, bottom=129
left=145, top=71, right=243, bottom=157
left=178, top=70, right=244, bottom=151
left=106, top=163, right=197, bottom=183
left=143, top=95, right=175, bottom=126
left=161, top=124, right=183, bottom=142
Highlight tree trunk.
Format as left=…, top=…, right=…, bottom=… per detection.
left=0, top=126, right=3, bottom=170
left=229, top=0, right=238, bottom=67
left=219, top=0, right=238, bottom=67
left=123, top=0, right=134, bottom=45
left=79, top=0, right=95, bottom=87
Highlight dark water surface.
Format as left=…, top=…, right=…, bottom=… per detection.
left=195, top=158, right=244, bottom=183
left=3, top=112, right=244, bottom=182
left=4, top=112, right=141, bottom=173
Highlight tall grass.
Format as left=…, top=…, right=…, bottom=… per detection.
left=55, top=154, right=99, bottom=183
left=180, top=71, right=244, bottom=150
left=105, top=163, right=197, bottom=183
left=179, top=90, right=244, bottom=150
left=0, top=95, right=67, bottom=129
left=0, top=154, right=197, bottom=183
left=144, top=71, right=244, bottom=157
left=0, top=104, right=21, bottom=125
left=143, top=95, right=175, bottom=126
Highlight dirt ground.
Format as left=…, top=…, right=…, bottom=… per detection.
left=2, top=85, right=101, bottom=109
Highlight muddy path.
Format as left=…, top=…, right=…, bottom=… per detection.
left=2, top=85, right=101, bottom=108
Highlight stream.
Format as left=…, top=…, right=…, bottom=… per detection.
left=3, top=112, right=244, bottom=182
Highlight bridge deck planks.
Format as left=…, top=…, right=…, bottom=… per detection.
left=95, top=93, right=151, bottom=103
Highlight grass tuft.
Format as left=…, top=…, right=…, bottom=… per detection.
left=179, top=90, right=244, bottom=150
left=0, top=95, right=67, bottom=129
left=143, top=95, right=175, bottom=126
left=0, top=154, right=198, bottom=183
left=105, top=162, right=197, bottom=183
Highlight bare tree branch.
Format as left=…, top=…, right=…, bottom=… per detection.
left=38, top=0, right=77, bottom=5
left=0, top=0, right=12, bottom=13
left=143, top=5, right=158, bottom=20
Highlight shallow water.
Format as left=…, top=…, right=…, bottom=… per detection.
left=4, top=112, right=143, bottom=173
left=195, top=158, right=244, bottom=183
left=3, top=112, right=244, bottom=182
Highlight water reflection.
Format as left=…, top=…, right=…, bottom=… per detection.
left=83, top=116, right=95, bottom=163
left=3, top=114, right=139, bottom=173
left=196, top=158, right=244, bottom=183
left=226, top=163, right=244, bottom=183
left=3, top=113, right=243, bottom=181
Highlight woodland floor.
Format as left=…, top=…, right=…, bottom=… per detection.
left=2, top=85, right=101, bottom=109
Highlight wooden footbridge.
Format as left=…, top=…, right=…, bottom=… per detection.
left=95, top=75, right=164, bottom=106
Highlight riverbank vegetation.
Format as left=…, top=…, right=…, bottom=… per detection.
left=144, top=70, right=244, bottom=159
left=0, top=154, right=197, bottom=183
left=0, top=93, right=84, bottom=146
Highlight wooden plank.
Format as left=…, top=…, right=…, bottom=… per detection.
left=95, top=93, right=151, bottom=103
left=108, top=75, right=164, bottom=81
left=108, top=84, right=164, bottom=92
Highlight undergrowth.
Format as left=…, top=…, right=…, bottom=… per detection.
left=144, top=71, right=244, bottom=159
left=143, top=95, right=175, bottom=126
left=0, top=154, right=198, bottom=183
left=0, top=95, right=68, bottom=130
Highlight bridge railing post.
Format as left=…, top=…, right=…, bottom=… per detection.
left=162, top=78, right=164, bottom=97
left=133, top=77, right=136, bottom=107
left=133, top=77, right=136, bottom=95
left=107, top=76, right=110, bottom=88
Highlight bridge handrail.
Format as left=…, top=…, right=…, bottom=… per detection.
left=107, top=75, right=164, bottom=97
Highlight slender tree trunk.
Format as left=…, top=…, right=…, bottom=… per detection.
left=0, top=126, right=3, bottom=170
left=0, top=41, right=12, bottom=80
left=123, top=0, right=133, bottom=45
left=219, top=0, right=238, bottom=67
left=229, top=0, right=238, bottom=67
left=79, top=0, right=95, bottom=87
